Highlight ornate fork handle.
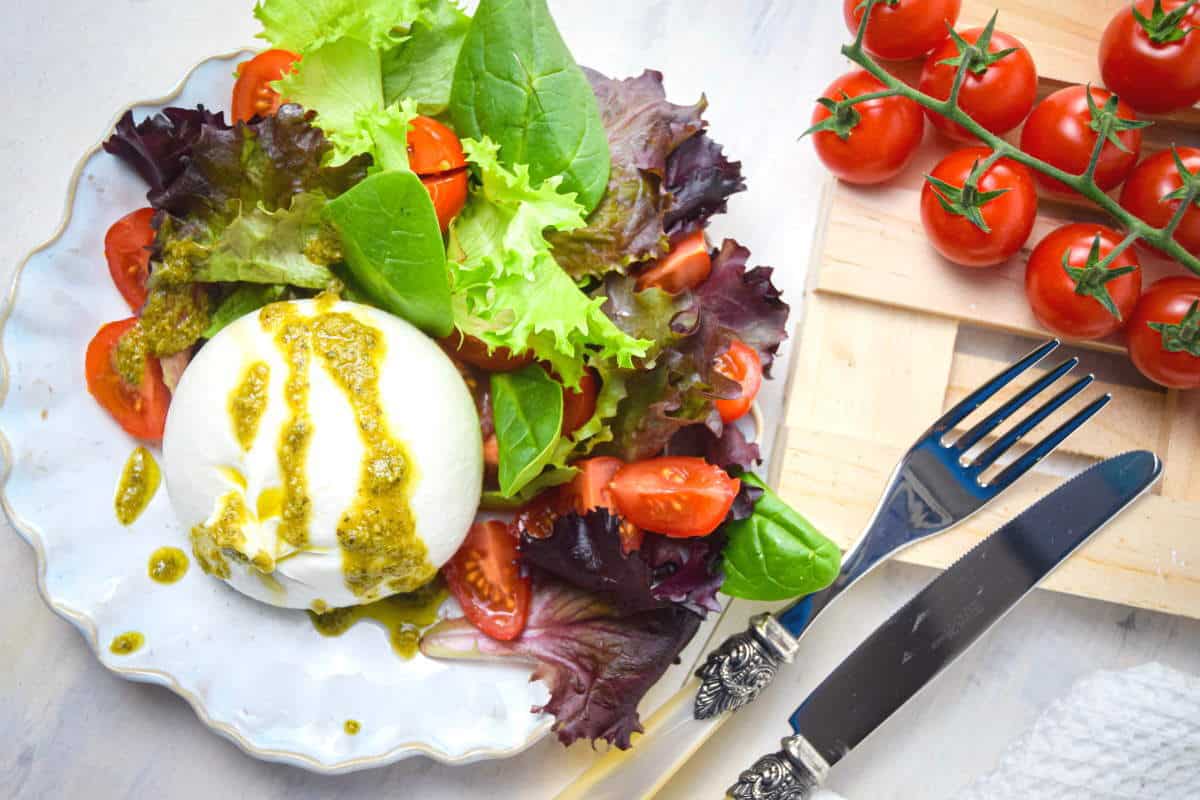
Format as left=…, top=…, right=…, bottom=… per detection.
left=694, top=613, right=800, bottom=719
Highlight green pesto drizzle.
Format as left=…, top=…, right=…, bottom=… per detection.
left=109, top=632, right=144, bottom=655
left=115, top=447, right=160, bottom=526
left=229, top=361, right=270, bottom=451
left=148, top=546, right=189, bottom=584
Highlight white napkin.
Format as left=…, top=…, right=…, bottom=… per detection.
left=959, top=663, right=1200, bottom=799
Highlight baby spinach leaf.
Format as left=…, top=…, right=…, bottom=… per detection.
left=382, top=0, right=472, bottom=114
left=449, top=0, right=611, bottom=213
left=491, top=365, right=564, bottom=498
left=322, top=170, right=452, bottom=336
left=719, top=473, right=841, bottom=602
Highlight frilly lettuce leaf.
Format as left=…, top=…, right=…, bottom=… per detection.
left=382, top=0, right=471, bottom=114
left=253, top=0, right=421, bottom=52
left=274, top=38, right=421, bottom=170
left=662, top=132, right=747, bottom=237
left=420, top=574, right=702, bottom=748
left=449, top=138, right=651, bottom=388
left=101, top=106, right=228, bottom=195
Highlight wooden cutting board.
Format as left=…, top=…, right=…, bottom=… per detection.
left=775, top=0, right=1200, bottom=620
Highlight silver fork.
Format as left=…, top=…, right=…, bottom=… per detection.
left=555, top=339, right=1111, bottom=800
left=693, top=338, right=1109, bottom=718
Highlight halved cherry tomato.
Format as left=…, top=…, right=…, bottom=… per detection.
left=843, top=0, right=961, bottom=61
left=713, top=339, right=763, bottom=424
left=610, top=457, right=740, bottom=539
left=85, top=319, right=170, bottom=442
left=637, top=230, right=711, bottom=294
left=443, top=520, right=531, bottom=641
left=1100, top=0, right=1200, bottom=114
left=231, top=49, right=299, bottom=124
left=408, top=116, right=469, bottom=232
left=1025, top=223, right=1142, bottom=341
left=104, top=208, right=155, bottom=312
left=567, top=457, right=643, bottom=553
left=513, top=489, right=570, bottom=540
left=1127, top=277, right=1200, bottom=389
left=1019, top=85, right=1144, bottom=195
left=562, top=369, right=598, bottom=436
left=439, top=331, right=534, bottom=372
left=483, top=434, right=500, bottom=475
left=919, top=26, right=1038, bottom=143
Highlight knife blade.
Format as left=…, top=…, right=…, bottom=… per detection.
left=728, top=450, right=1162, bottom=800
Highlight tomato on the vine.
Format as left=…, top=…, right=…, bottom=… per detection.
left=1119, top=147, right=1200, bottom=257
left=1019, top=86, right=1147, bottom=195
left=918, top=21, right=1038, bottom=143
left=808, top=70, right=924, bottom=185
left=920, top=147, right=1038, bottom=268
left=1025, top=224, right=1143, bottom=341
left=104, top=208, right=156, bottom=312
left=1126, top=277, right=1200, bottom=389
left=842, top=0, right=962, bottom=61
left=231, top=49, right=299, bottom=123
left=1100, top=0, right=1200, bottom=114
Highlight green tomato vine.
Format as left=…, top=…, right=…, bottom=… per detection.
left=828, top=0, right=1200, bottom=279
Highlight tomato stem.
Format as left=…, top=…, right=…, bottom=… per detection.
left=839, top=5, right=1200, bottom=278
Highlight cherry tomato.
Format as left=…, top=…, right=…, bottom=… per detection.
left=85, top=319, right=170, bottom=442
left=610, top=457, right=740, bottom=539
left=1025, top=223, right=1143, bottom=340
left=808, top=70, right=924, bottom=186
left=231, top=49, right=299, bottom=123
left=919, top=26, right=1038, bottom=142
left=637, top=230, right=712, bottom=293
left=562, top=369, right=598, bottom=436
left=843, top=0, right=962, bottom=61
left=920, top=147, right=1039, bottom=268
left=1019, top=86, right=1145, bottom=195
left=712, top=339, right=763, bottom=423
left=1127, top=277, right=1200, bottom=388
left=567, top=457, right=624, bottom=515
left=512, top=488, right=569, bottom=541
left=443, top=520, right=531, bottom=641
left=104, top=208, right=156, bottom=312
left=407, top=116, right=469, bottom=232
left=1100, top=0, right=1200, bottom=114
left=1120, top=147, right=1200, bottom=257
left=439, top=331, right=534, bottom=372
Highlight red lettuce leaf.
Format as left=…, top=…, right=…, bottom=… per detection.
left=102, top=106, right=229, bottom=195
left=420, top=575, right=702, bottom=749
left=663, top=133, right=746, bottom=237
left=666, top=422, right=761, bottom=472
left=694, top=239, right=790, bottom=376
left=548, top=69, right=706, bottom=280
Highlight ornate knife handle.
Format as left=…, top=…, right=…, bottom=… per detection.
left=694, top=613, right=800, bottom=719
left=728, top=735, right=830, bottom=800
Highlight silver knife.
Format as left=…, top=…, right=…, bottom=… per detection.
left=727, top=450, right=1162, bottom=799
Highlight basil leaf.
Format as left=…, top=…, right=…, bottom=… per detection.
left=322, top=170, right=453, bottom=337
left=203, top=284, right=287, bottom=339
left=449, top=0, right=611, bottom=213
left=491, top=365, right=564, bottom=498
left=719, top=473, right=842, bottom=602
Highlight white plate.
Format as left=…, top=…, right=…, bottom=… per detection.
left=0, top=52, right=554, bottom=774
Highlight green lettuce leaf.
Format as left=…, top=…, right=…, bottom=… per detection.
left=449, top=138, right=650, bottom=388
left=323, top=170, right=452, bottom=336
left=254, top=0, right=421, bottom=52
left=204, top=284, right=287, bottom=339
left=275, top=38, right=421, bottom=170
left=382, top=0, right=471, bottom=114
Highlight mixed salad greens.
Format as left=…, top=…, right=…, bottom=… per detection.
left=89, top=0, right=842, bottom=747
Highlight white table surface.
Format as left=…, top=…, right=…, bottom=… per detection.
left=4, top=2, right=1200, bottom=798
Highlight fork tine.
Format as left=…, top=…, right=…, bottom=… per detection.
left=970, top=374, right=1094, bottom=472
left=933, top=339, right=1060, bottom=434
left=953, top=357, right=1079, bottom=454
left=985, top=393, right=1112, bottom=491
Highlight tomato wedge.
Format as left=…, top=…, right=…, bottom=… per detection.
left=713, top=339, right=763, bottom=423
left=408, top=116, right=469, bottom=232
left=439, top=331, right=534, bottom=372
left=231, top=49, right=299, bottom=123
left=85, top=319, right=170, bottom=442
left=567, top=457, right=643, bottom=553
left=637, top=230, right=712, bottom=294
left=443, top=520, right=531, bottom=641
left=610, top=457, right=740, bottom=539
left=104, top=208, right=156, bottom=312
left=561, top=369, right=598, bottom=436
